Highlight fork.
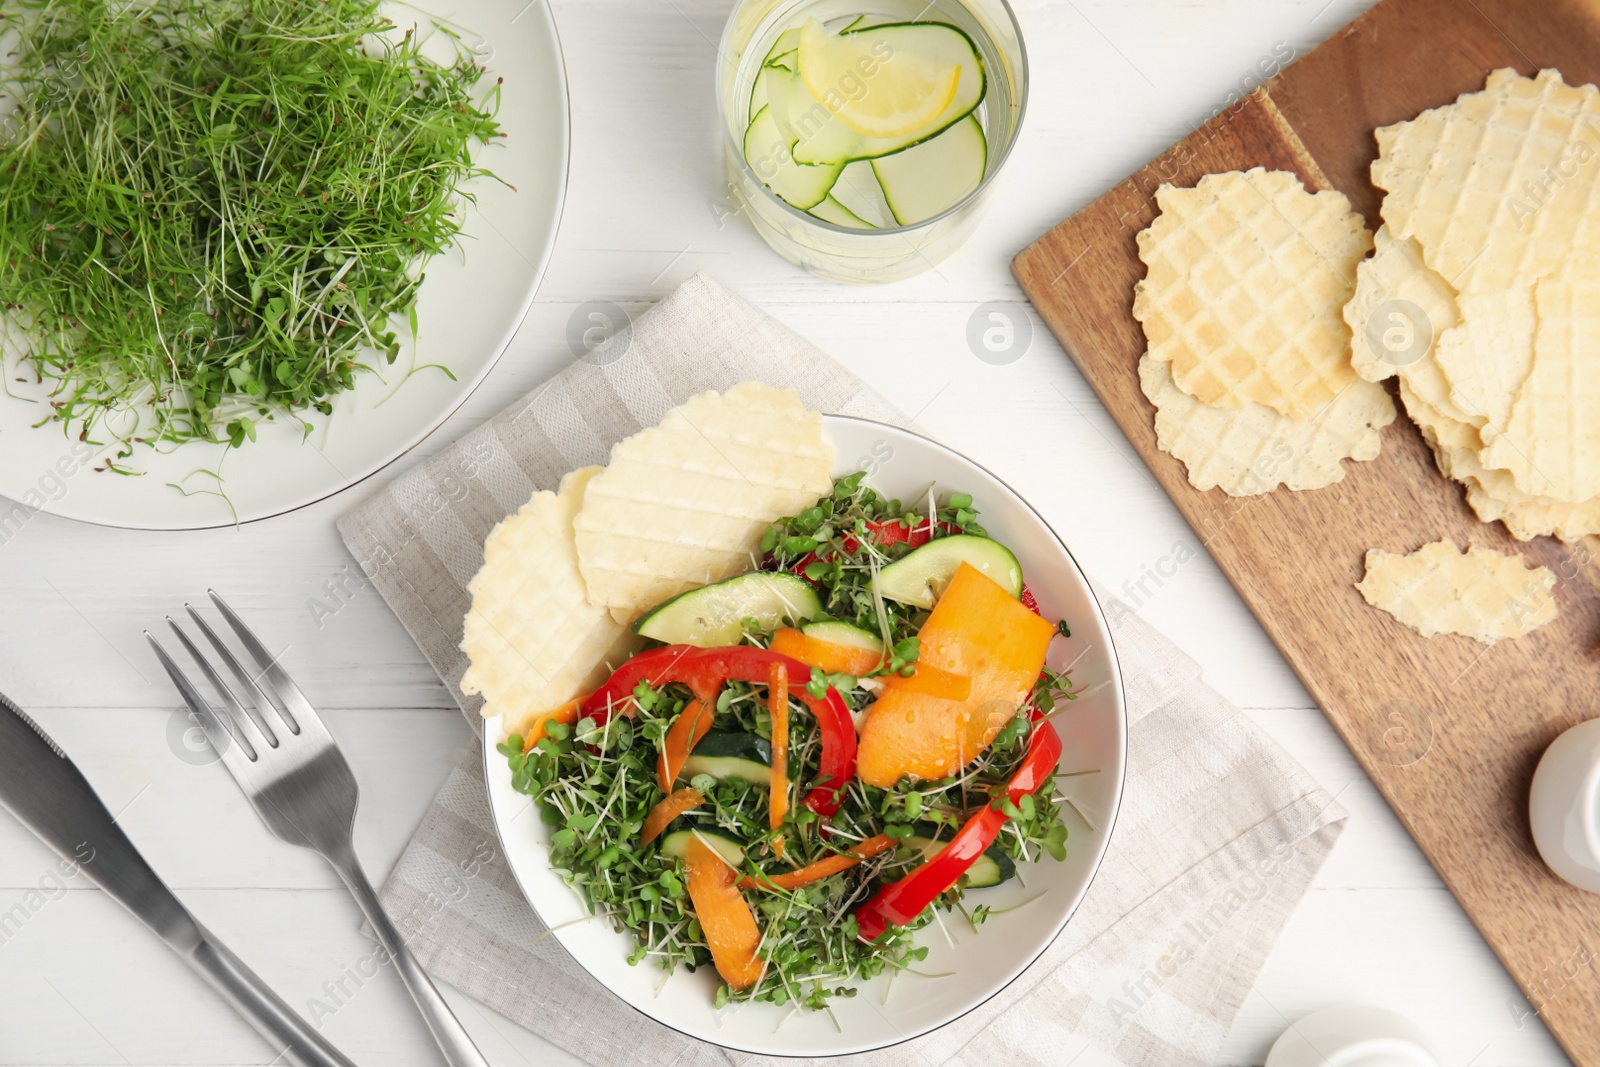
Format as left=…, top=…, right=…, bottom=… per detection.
left=147, top=592, right=490, bottom=1067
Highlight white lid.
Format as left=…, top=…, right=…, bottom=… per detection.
left=1264, top=1006, right=1440, bottom=1067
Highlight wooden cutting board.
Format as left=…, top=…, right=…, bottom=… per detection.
left=1013, top=0, right=1600, bottom=1062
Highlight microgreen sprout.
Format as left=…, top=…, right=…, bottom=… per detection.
left=0, top=0, right=503, bottom=457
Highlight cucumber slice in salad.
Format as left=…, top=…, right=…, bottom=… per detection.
left=659, top=828, right=746, bottom=867
left=906, top=824, right=1016, bottom=887
left=800, top=619, right=885, bottom=654
left=634, top=570, right=823, bottom=646
left=808, top=193, right=875, bottom=229
left=872, top=534, right=1023, bottom=609
left=872, top=114, right=987, bottom=225
left=681, top=731, right=774, bottom=786
left=741, top=105, right=843, bottom=211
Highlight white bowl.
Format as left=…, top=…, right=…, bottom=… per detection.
left=483, top=415, right=1128, bottom=1056
left=1529, top=719, right=1600, bottom=893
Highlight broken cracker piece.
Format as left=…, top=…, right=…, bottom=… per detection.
left=1355, top=539, right=1557, bottom=644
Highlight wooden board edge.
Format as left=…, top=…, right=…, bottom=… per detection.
left=1011, top=88, right=1334, bottom=290
left=1007, top=68, right=1600, bottom=1067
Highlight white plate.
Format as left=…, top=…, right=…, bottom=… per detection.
left=0, top=0, right=569, bottom=530
left=483, top=416, right=1128, bottom=1058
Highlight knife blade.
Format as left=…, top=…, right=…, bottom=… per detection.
left=0, top=693, right=358, bottom=1067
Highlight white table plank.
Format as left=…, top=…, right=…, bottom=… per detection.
left=1223, top=888, right=1567, bottom=1067
left=0, top=708, right=472, bottom=891
left=0, top=887, right=582, bottom=1067
left=0, top=0, right=1574, bottom=1062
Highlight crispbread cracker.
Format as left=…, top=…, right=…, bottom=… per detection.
left=1345, top=226, right=1469, bottom=424
left=1401, top=380, right=1600, bottom=541
left=1432, top=287, right=1536, bottom=431
left=1356, top=540, right=1557, bottom=644
left=1478, top=257, right=1600, bottom=504
left=1133, top=168, right=1372, bottom=420
left=573, top=381, right=834, bottom=615
left=1398, top=379, right=1480, bottom=456
left=1139, top=354, right=1394, bottom=496
left=1460, top=469, right=1600, bottom=542
left=461, top=467, right=643, bottom=734
left=1373, top=68, right=1600, bottom=294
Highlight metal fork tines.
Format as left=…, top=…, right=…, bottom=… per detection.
left=147, top=592, right=489, bottom=1067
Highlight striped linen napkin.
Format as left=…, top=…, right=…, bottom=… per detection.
left=337, top=273, right=1346, bottom=1067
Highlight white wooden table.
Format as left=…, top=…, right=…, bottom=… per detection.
left=0, top=0, right=1572, bottom=1063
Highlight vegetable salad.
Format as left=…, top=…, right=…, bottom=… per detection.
left=498, top=473, right=1076, bottom=1010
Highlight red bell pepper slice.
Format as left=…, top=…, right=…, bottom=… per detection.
left=581, top=645, right=725, bottom=710
left=578, top=644, right=858, bottom=818
left=863, top=517, right=941, bottom=549
left=854, top=717, right=1063, bottom=943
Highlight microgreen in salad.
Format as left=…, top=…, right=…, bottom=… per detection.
left=499, top=474, right=1077, bottom=1010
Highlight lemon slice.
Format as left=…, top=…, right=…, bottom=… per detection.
left=798, top=18, right=964, bottom=140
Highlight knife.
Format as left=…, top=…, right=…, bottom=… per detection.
left=0, top=692, right=359, bottom=1067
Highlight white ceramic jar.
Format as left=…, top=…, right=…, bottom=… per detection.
left=1529, top=718, right=1600, bottom=893
left=1263, top=1005, right=1440, bottom=1067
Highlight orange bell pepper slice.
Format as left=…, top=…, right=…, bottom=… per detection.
left=641, top=787, right=704, bottom=846
left=580, top=645, right=856, bottom=818
left=519, top=698, right=582, bottom=753
left=770, top=626, right=969, bottom=698
left=739, top=833, right=894, bottom=892
left=856, top=563, right=1054, bottom=788
left=657, top=698, right=713, bottom=792
left=768, top=662, right=789, bottom=858
left=892, top=660, right=972, bottom=701
left=684, top=836, right=765, bottom=990
left=770, top=627, right=883, bottom=676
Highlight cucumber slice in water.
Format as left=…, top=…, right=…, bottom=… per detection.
left=763, top=26, right=800, bottom=67
left=765, top=23, right=985, bottom=167
left=872, top=114, right=986, bottom=225
left=871, top=534, right=1023, bottom=609
left=827, top=160, right=896, bottom=228
left=635, top=570, right=823, bottom=646
left=742, top=105, right=844, bottom=211
left=749, top=64, right=775, bottom=115
left=770, top=14, right=863, bottom=72
left=799, top=17, right=961, bottom=141
left=808, top=193, right=875, bottom=229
